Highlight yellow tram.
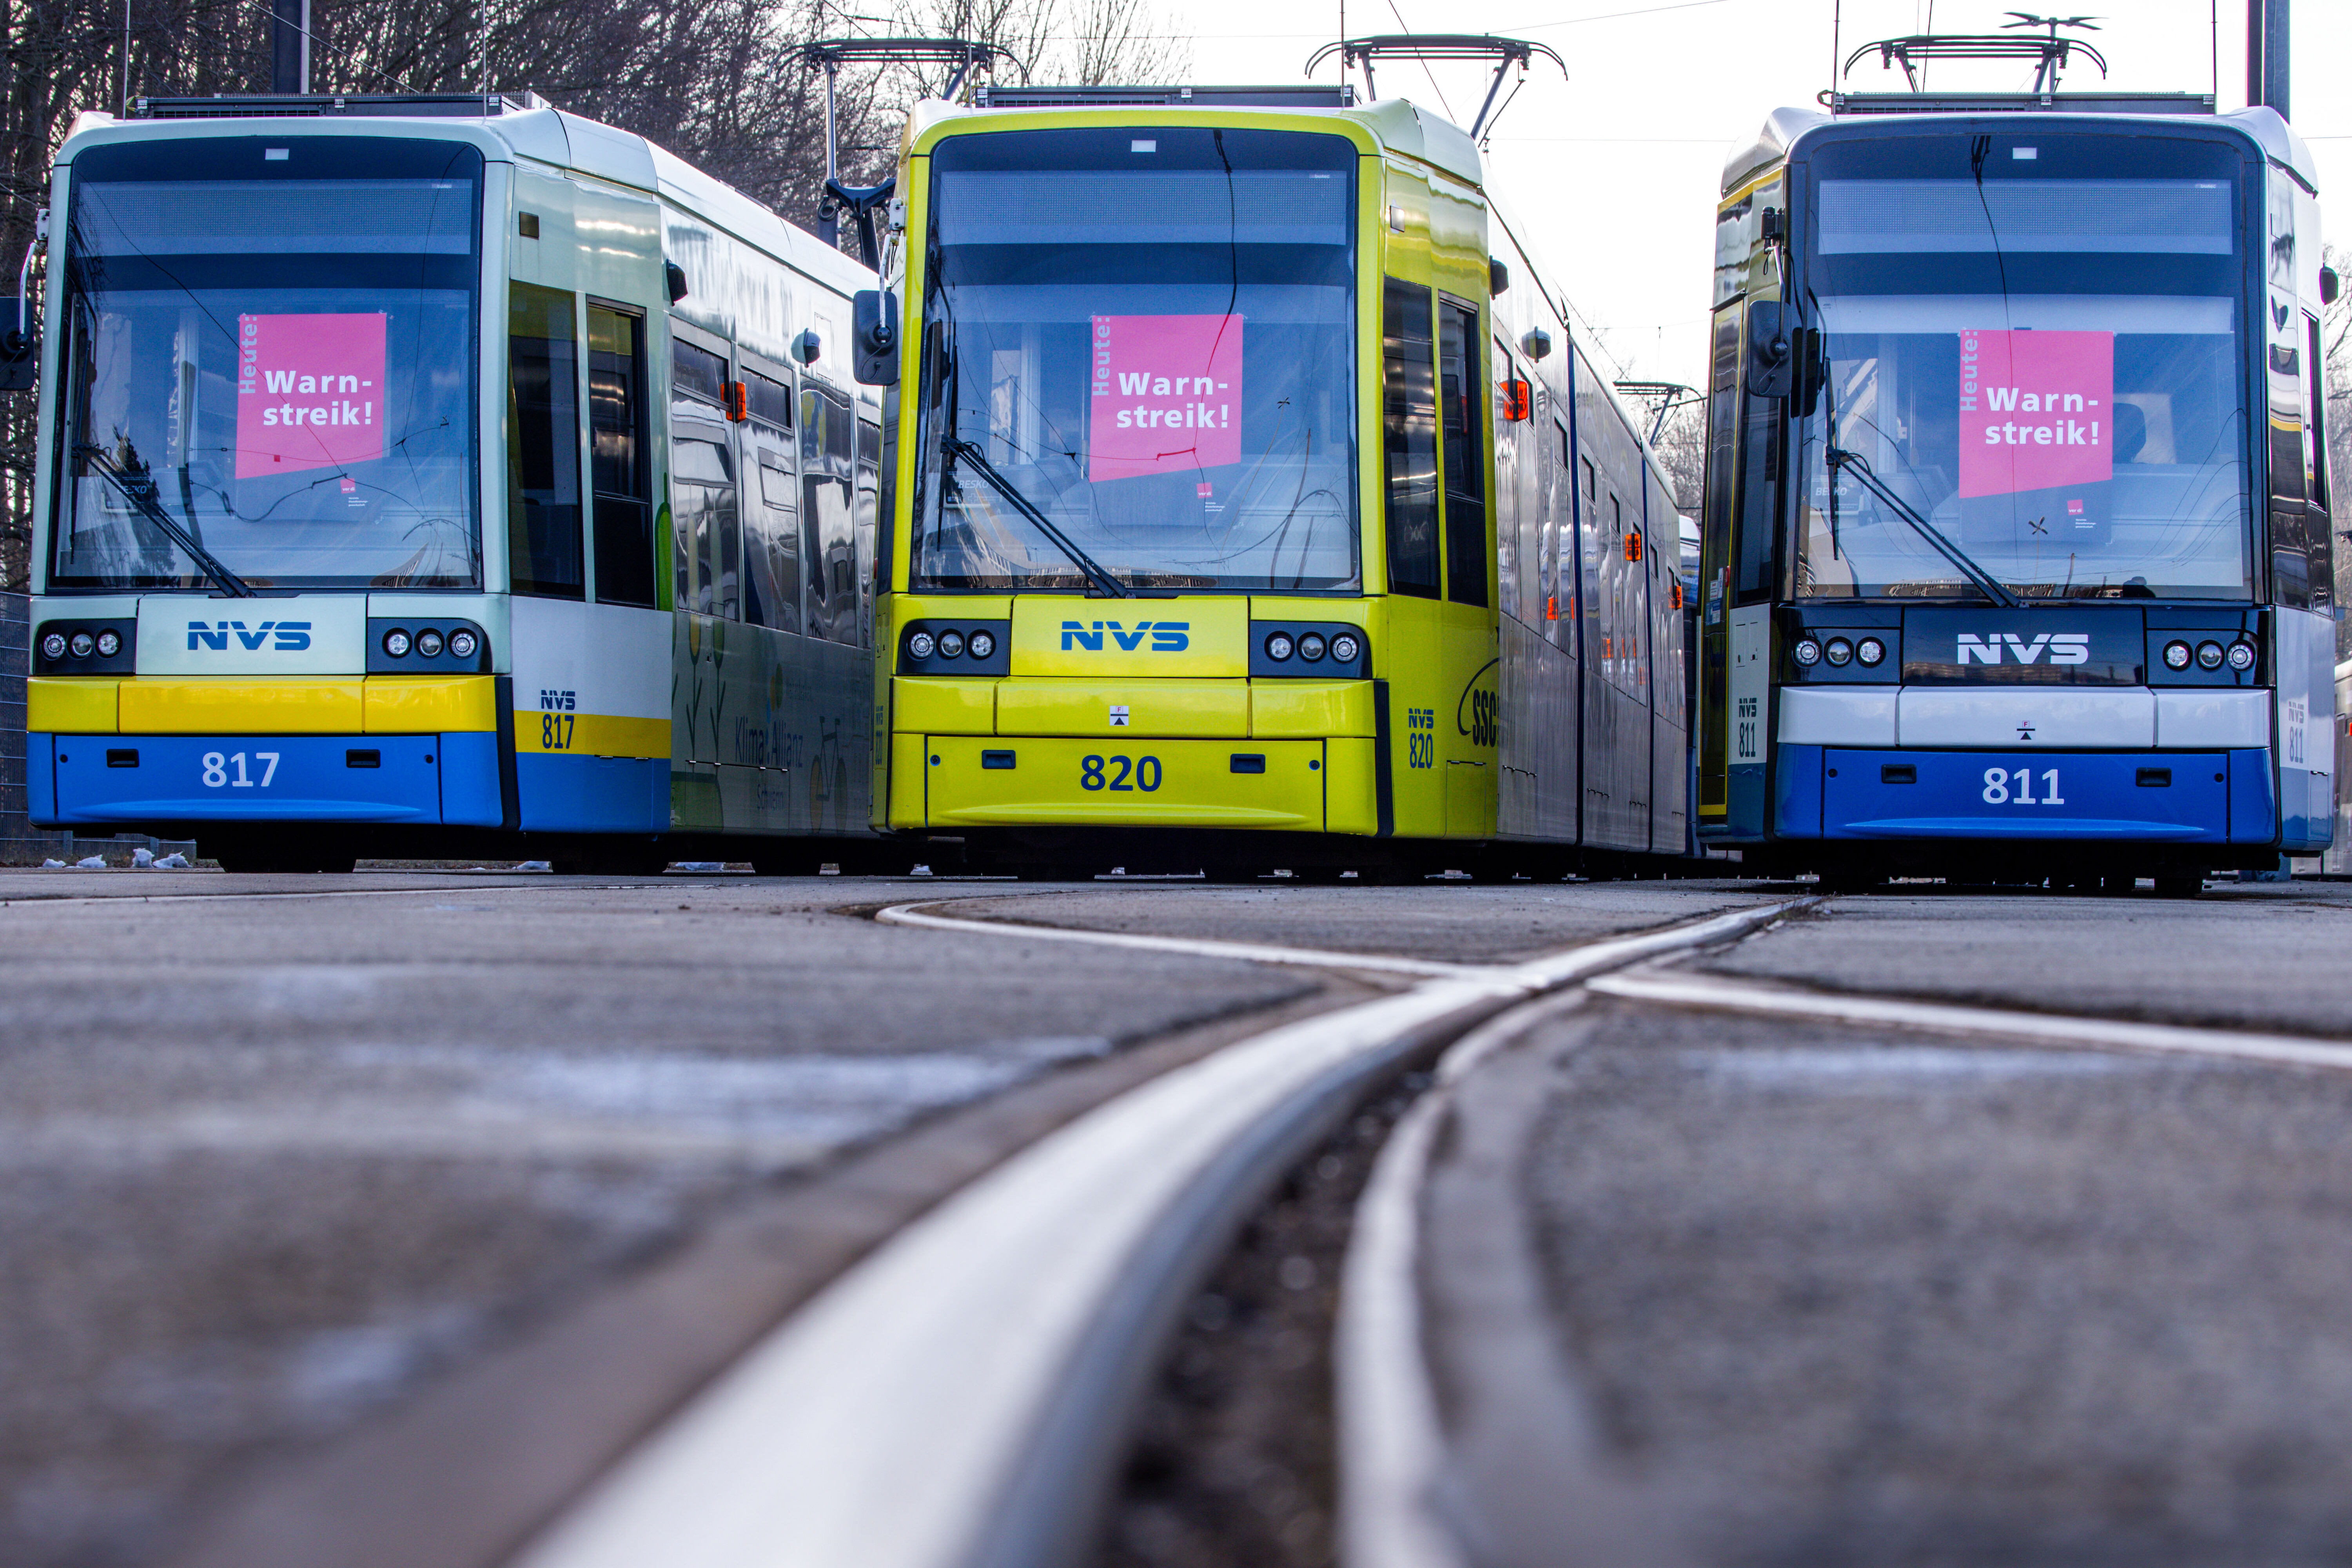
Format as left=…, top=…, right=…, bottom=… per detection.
left=856, top=79, right=1689, bottom=878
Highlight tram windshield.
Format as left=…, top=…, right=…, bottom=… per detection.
left=1790, top=131, right=2254, bottom=601
left=911, top=127, right=1358, bottom=593
left=51, top=137, right=481, bottom=591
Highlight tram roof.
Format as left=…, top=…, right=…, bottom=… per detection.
left=903, top=91, right=1486, bottom=189
left=54, top=95, right=871, bottom=297
left=1722, top=101, right=2319, bottom=200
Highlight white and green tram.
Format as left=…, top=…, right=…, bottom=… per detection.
left=23, top=93, right=885, bottom=872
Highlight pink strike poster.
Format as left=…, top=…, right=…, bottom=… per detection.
left=1087, top=314, right=1242, bottom=482
left=235, top=313, right=388, bottom=479
left=1958, top=329, right=2113, bottom=501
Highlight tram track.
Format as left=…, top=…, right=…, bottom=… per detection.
left=510, top=895, right=1802, bottom=1568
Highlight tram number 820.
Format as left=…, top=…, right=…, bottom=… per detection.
left=1080, top=754, right=1163, bottom=793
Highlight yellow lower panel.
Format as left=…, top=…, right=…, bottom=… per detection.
left=927, top=735, right=1324, bottom=830
left=364, top=675, right=497, bottom=733
left=118, top=679, right=362, bottom=734
left=891, top=731, right=933, bottom=829
left=894, top=677, right=996, bottom=735
left=1324, top=737, right=1379, bottom=836
left=1252, top=681, right=1375, bottom=738
left=27, top=678, right=120, bottom=734
left=514, top=710, right=671, bottom=758
left=994, top=679, right=1248, bottom=738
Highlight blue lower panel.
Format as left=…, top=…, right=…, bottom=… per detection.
left=1775, top=744, right=1823, bottom=838
left=516, top=753, right=667, bottom=833
left=1821, top=750, right=2229, bottom=842
left=441, top=731, right=505, bottom=827
left=2227, top=749, right=2276, bottom=845
left=44, top=733, right=446, bottom=825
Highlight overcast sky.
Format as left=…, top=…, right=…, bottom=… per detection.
left=1166, top=0, right=2349, bottom=393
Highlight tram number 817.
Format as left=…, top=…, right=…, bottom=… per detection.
left=1081, top=754, right=1163, bottom=793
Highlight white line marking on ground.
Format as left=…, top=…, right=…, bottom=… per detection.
left=1588, top=966, right=2352, bottom=1071
left=1338, top=995, right=1583, bottom=1568
left=877, top=900, right=1488, bottom=978
left=515, top=899, right=1803, bottom=1568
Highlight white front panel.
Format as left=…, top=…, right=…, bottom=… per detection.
left=1778, top=686, right=1896, bottom=747
left=1729, top=604, right=1769, bottom=766
left=1897, top=687, right=2154, bottom=749
left=134, top=593, right=367, bottom=675
left=509, top=597, right=671, bottom=720
left=2153, top=688, right=2269, bottom=750
left=2276, top=606, right=2335, bottom=778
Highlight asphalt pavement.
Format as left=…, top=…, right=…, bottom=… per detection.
left=12, top=869, right=2352, bottom=1568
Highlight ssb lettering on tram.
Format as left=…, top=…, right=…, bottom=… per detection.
left=1955, top=632, right=2091, bottom=665
left=1060, top=620, right=1191, bottom=653
left=186, top=619, right=312, bottom=651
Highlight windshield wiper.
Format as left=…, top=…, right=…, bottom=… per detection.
left=1827, top=446, right=2021, bottom=610
left=75, top=443, right=254, bottom=597
left=942, top=437, right=1128, bottom=598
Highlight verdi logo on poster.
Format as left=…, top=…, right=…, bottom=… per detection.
left=1087, top=314, right=1242, bottom=481
left=1958, top=328, right=2113, bottom=504
left=236, top=313, right=387, bottom=479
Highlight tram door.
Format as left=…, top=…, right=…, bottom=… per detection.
left=669, top=325, right=739, bottom=770
left=1437, top=294, right=1498, bottom=838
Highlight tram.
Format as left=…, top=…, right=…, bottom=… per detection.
left=853, top=80, right=1688, bottom=878
left=19, top=93, right=884, bottom=872
left=1696, top=87, right=2339, bottom=891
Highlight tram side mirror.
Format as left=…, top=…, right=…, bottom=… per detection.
left=2323, top=266, right=2342, bottom=307
left=1791, top=326, right=1826, bottom=418
left=1746, top=301, right=1793, bottom=398
left=852, top=290, right=899, bottom=387
left=0, top=292, right=33, bottom=394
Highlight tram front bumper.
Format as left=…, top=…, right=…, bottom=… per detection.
left=28, top=732, right=504, bottom=828
left=1772, top=745, right=2275, bottom=844
left=907, top=734, right=1381, bottom=834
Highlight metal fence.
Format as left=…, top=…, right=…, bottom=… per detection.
left=0, top=593, right=197, bottom=865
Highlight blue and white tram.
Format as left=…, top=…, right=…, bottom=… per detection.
left=21, top=93, right=884, bottom=872
left=1696, top=91, right=2339, bottom=891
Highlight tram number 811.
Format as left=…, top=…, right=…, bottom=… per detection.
left=1983, top=767, right=2066, bottom=806
left=1080, top=754, right=1163, bottom=793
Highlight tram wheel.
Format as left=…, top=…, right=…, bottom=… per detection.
left=2152, top=874, right=2204, bottom=899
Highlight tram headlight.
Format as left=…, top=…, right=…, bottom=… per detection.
left=2227, top=641, right=2256, bottom=671
left=447, top=628, right=479, bottom=660
left=1856, top=637, right=1886, bottom=668
left=39, top=632, right=66, bottom=661
left=1824, top=637, right=1854, bottom=667
left=69, top=632, right=94, bottom=658
left=907, top=630, right=936, bottom=660
left=417, top=629, right=446, bottom=658
left=2162, top=640, right=2192, bottom=670
left=383, top=628, right=411, bottom=658
left=1265, top=632, right=1294, bottom=662
left=1298, top=633, right=1327, bottom=662
left=1793, top=638, right=1822, bottom=667
left=1330, top=633, right=1362, bottom=665
left=938, top=630, right=966, bottom=659
left=95, top=630, right=121, bottom=658
left=967, top=630, right=996, bottom=660
left=2196, top=640, right=2225, bottom=670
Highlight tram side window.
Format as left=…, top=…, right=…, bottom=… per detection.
left=1438, top=297, right=1489, bottom=608
left=743, top=367, right=799, bottom=636
left=589, top=304, right=655, bottom=608
left=802, top=381, right=859, bottom=646
left=1737, top=392, right=1781, bottom=603
left=671, top=336, right=739, bottom=619
left=1383, top=279, right=1441, bottom=597
left=508, top=284, right=583, bottom=599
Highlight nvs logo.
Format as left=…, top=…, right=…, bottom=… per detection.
left=1957, top=632, right=2089, bottom=666
left=188, top=620, right=313, bottom=652
left=1062, top=620, right=1190, bottom=653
